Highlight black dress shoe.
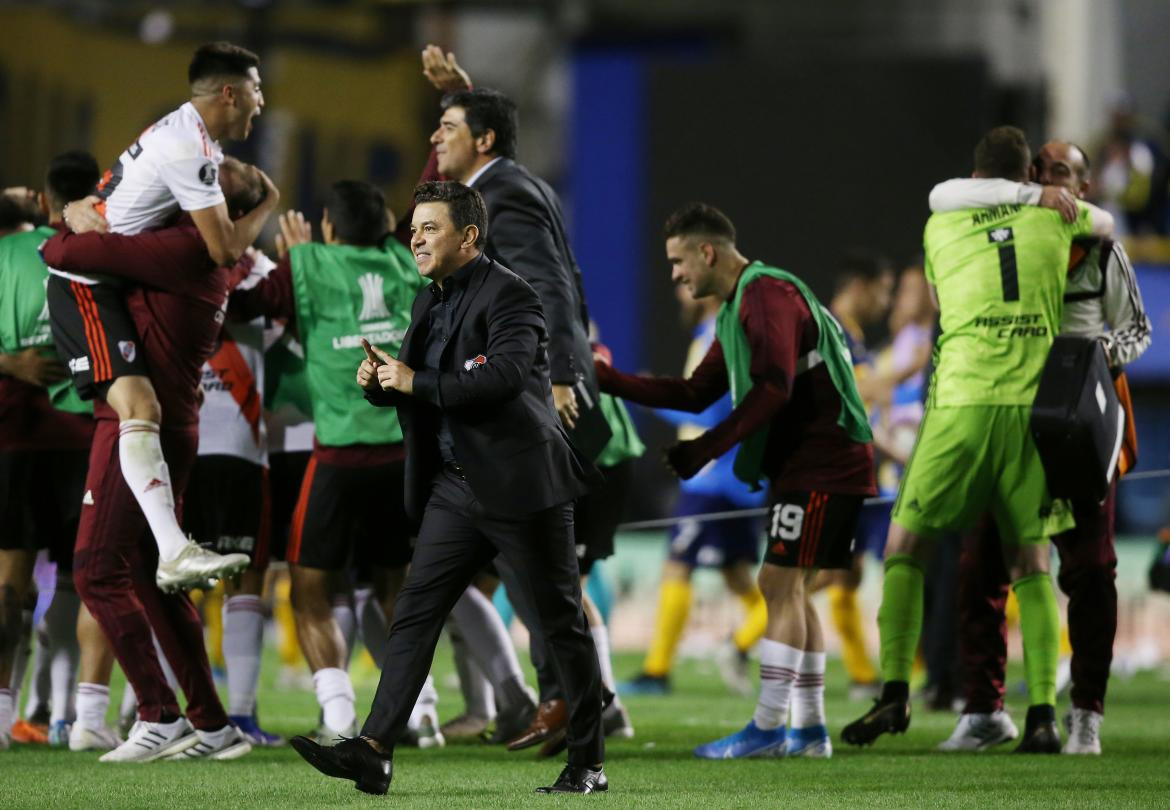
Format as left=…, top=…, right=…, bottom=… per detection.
left=534, top=764, right=608, bottom=794
left=290, top=735, right=393, bottom=795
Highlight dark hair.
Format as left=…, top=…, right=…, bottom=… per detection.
left=325, top=181, right=390, bottom=247
left=0, top=195, right=34, bottom=231
left=834, top=249, right=892, bottom=293
left=220, top=156, right=266, bottom=218
left=440, top=89, right=518, bottom=160
left=974, top=125, right=1031, bottom=181
left=189, top=41, right=260, bottom=86
left=412, top=181, right=487, bottom=247
left=662, top=202, right=736, bottom=243
left=45, top=150, right=100, bottom=212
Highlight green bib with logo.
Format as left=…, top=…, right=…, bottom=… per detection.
left=714, top=261, right=870, bottom=487
left=289, top=240, right=424, bottom=447
left=0, top=227, right=90, bottom=414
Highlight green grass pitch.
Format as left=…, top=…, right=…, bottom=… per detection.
left=4, top=648, right=1169, bottom=809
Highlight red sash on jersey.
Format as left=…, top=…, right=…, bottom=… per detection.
left=209, top=333, right=263, bottom=446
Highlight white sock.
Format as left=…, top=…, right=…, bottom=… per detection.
left=331, top=595, right=356, bottom=668
left=9, top=608, right=33, bottom=716
left=408, top=673, right=439, bottom=731
left=449, top=623, right=495, bottom=719
left=119, top=682, right=137, bottom=723
left=76, top=683, right=110, bottom=731
left=118, top=420, right=188, bottom=563
left=451, top=586, right=528, bottom=711
left=356, top=588, right=389, bottom=665
left=46, top=582, right=81, bottom=725
left=753, top=639, right=801, bottom=730
left=223, top=595, right=264, bottom=717
left=313, top=667, right=356, bottom=734
left=590, top=623, right=621, bottom=707
left=0, top=688, right=12, bottom=733
left=790, top=650, right=827, bottom=729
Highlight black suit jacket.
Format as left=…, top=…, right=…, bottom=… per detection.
left=472, top=158, right=611, bottom=460
left=367, top=254, right=599, bottom=522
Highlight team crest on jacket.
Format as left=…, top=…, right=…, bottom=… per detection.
left=118, top=340, right=137, bottom=362
left=464, top=354, right=487, bottom=371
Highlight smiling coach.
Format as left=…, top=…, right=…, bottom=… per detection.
left=289, top=180, right=607, bottom=796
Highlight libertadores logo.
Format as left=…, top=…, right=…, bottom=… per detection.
left=357, top=273, right=391, bottom=321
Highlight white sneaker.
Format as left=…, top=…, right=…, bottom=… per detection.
left=1063, top=707, right=1102, bottom=755
left=415, top=712, right=446, bottom=750
left=0, top=730, right=9, bottom=751
left=155, top=541, right=249, bottom=593
left=99, top=717, right=199, bottom=762
left=69, top=723, right=123, bottom=752
left=168, top=724, right=252, bottom=761
left=715, top=639, right=754, bottom=697
left=937, top=711, right=1019, bottom=751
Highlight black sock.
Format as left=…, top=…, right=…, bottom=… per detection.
left=880, top=680, right=909, bottom=703
left=1025, top=704, right=1055, bottom=728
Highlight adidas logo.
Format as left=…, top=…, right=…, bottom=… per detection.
left=143, top=478, right=166, bottom=493
left=82, top=490, right=94, bottom=506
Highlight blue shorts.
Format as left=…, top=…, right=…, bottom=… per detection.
left=854, top=498, right=892, bottom=559
left=668, top=491, right=761, bottom=569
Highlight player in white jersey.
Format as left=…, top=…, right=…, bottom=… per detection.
left=182, top=250, right=283, bottom=746
left=46, top=42, right=275, bottom=592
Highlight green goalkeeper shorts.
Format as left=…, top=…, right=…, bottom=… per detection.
left=891, top=404, right=1074, bottom=544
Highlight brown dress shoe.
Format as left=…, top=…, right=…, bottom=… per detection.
left=506, top=699, right=566, bottom=751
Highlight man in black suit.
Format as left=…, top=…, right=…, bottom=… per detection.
left=289, top=181, right=607, bottom=795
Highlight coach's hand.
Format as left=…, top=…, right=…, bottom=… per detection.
left=62, top=195, right=108, bottom=234
left=665, top=438, right=708, bottom=480
left=552, top=383, right=579, bottom=429
left=367, top=343, right=414, bottom=395
left=357, top=338, right=385, bottom=391
left=421, top=44, right=473, bottom=92
left=0, top=348, right=68, bottom=387
left=1038, top=185, right=1078, bottom=223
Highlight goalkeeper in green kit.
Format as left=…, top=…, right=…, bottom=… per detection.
left=841, top=126, right=1114, bottom=753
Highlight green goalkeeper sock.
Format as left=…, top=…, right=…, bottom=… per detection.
left=877, top=553, right=924, bottom=684
left=1013, top=572, right=1060, bottom=707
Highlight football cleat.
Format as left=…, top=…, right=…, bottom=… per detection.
left=69, top=723, right=122, bottom=752
left=48, top=720, right=72, bottom=747
left=155, top=541, right=249, bottom=593
left=100, top=717, right=199, bottom=762
left=715, top=639, right=754, bottom=697
left=1014, top=706, right=1061, bottom=754
left=10, top=719, right=49, bottom=745
left=439, top=713, right=491, bottom=740
left=618, top=673, right=670, bottom=697
left=841, top=697, right=911, bottom=746
left=694, top=720, right=787, bottom=759
left=229, top=714, right=284, bottom=747
left=602, top=701, right=635, bottom=740
left=938, top=711, right=1019, bottom=752
left=168, top=724, right=252, bottom=760
left=786, top=725, right=833, bottom=758
left=1062, top=707, right=1102, bottom=755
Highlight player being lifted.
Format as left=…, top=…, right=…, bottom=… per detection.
left=47, top=42, right=271, bottom=591
left=842, top=126, right=1114, bottom=752
left=598, top=203, right=876, bottom=759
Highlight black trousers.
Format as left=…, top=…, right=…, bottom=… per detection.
left=361, top=469, right=604, bottom=766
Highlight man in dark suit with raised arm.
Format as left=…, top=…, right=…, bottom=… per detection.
left=289, top=181, right=607, bottom=796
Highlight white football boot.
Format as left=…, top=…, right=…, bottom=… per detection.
left=155, top=541, right=249, bottom=592
left=69, top=722, right=123, bottom=752
left=167, top=724, right=252, bottom=761
left=1063, top=707, right=1102, bottom=755
left=938, top=711, right=1019, bottom=751
left=99, top=717, right=199, bottom=762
